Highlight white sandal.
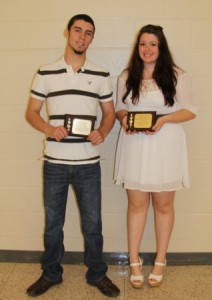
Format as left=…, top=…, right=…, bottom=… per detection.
left=130, top=257, right=144, bottom=289
left=148, top=261, right=166, bottom=287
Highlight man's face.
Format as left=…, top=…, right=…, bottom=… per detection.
left=66, top=19, right=94, bottom=55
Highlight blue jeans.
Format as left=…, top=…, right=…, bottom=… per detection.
left=41, top=161, right=108, bottom=282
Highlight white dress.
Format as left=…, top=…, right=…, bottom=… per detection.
left=114, top=70, right=197, bottom=192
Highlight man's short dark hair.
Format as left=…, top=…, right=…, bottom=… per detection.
left=67, top=14, right=95, bottom=33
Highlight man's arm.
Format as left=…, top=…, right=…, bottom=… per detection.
left=87, top=100, right=115, bottom=146
left=26, top=97, right=68, bottom=141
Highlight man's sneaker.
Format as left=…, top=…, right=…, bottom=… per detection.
left=26, top=275, right=62, bottom=297
left=88, top=275, right=120, bottom=298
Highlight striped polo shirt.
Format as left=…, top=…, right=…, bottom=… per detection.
left=31, top=56, right=113, bottom=165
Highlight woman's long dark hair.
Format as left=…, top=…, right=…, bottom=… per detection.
left=123, top=25, right=178, bottom=106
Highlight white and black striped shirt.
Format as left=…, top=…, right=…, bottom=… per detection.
left=31, top=56, right=113, bottom=164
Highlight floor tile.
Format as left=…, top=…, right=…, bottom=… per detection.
left=124, top=265, right=212, bottom=300
left=0, top=263, right=212, bottom=300
left=0, top=263, right=16, bottom=291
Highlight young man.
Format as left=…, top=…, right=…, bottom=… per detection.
left=26, top=14, right=120, bottom=298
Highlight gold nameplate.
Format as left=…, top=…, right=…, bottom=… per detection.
left=64, top=114, right=96, bottom=137
left=127, top=111, right=156, bottom=131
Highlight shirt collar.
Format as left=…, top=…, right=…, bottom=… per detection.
left=61, top=56, right=88, bottom=73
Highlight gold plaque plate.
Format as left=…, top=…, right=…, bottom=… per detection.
left=127, top=111, right=156, bottom=131
left=64, top=114, right=96, bottom=137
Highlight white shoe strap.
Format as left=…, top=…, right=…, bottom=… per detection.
left=148, top=273, right=163, bottom=281
left=130, top=258, right=143, bottom=267
left=130, top=262, right=140, bottom=267
left=155, top=261, right=166, bottom=266
left=130, top=274, right=144, bottom=282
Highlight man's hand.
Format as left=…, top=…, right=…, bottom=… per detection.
left=45, top=125, right=68, bottom=141
left=87, top=129, right=105, bottom=145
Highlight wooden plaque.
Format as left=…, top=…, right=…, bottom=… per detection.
left=127, top=111, right=156, bottom=131
left=64, top=114, right=96, bottom=137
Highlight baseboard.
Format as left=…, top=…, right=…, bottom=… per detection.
left=0, top=250, right=211, bottom=265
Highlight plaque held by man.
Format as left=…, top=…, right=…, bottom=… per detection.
left=64, top=114, right=96, bottom=137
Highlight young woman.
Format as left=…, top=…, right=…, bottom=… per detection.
left=114, top=25, right=196, bottom=288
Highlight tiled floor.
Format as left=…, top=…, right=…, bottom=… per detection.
left=0, top=263, right=212, bottom=300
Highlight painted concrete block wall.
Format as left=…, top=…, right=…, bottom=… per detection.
left=0, top=0, right=211, bottom=253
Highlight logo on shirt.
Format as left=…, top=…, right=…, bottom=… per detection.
left=88, top=81, right=92, bottom=85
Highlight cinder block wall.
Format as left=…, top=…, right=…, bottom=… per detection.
left=0, top=0, right=211, bottom=253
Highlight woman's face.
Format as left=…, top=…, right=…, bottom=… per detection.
left=138, top=33, right=159, bottom=66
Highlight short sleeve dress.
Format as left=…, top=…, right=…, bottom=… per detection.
left=114, top=69, right=197, bottom=192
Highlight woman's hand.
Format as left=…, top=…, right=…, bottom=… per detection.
left=143, top=115, right=167, bottom=135
left=121, top=114, right=138, bottom=134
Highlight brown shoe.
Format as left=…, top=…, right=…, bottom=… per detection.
left=88, top=276, right=120, bottom=298
left=26, top=275, right=62, bottom=297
